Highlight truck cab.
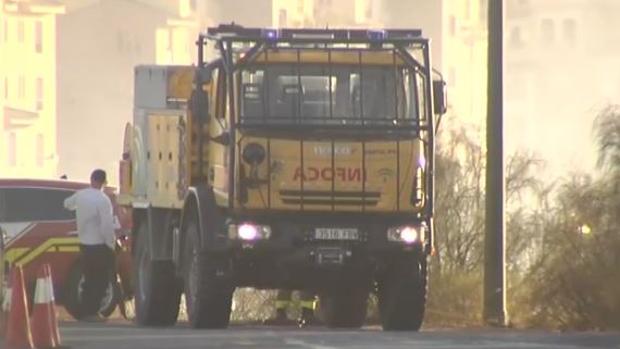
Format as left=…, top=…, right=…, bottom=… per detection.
left=121, top=25, right=446, bottom=330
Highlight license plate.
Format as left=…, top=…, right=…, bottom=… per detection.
left=314, top=228, right=359, bottom=241
left=317, top=247, right=344, bottom=265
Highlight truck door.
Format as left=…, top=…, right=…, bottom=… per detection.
left=207, top=65, right=231, bottom=206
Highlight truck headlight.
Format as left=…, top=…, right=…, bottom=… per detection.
left=387, top=225, right=424, bottom=244
left=242, top=143, right=266, bottom=165
left=228, top=223, right=272, bottom=241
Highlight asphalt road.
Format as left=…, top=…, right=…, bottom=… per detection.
left=57, top=321, right=620, bottom=349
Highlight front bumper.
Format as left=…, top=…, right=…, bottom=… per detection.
left=211, top=214, right=428, bottom=289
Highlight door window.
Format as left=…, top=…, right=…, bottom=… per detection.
left=0, top=187, right=76, bottom=222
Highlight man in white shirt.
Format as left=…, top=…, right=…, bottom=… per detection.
left=64, top=169, right=116, bottom=321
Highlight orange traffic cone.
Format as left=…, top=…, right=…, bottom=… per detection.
left=0, top=276, right=11, bottom=336
left=31, top=264, right=62, bottom=349
left=4, top=266, right=34, bottom=349
left=45, top=265, right=61, bottom=347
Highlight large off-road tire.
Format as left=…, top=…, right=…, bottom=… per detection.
left=63, top=263, right=121, bottom=320
left=133, top=222, right=181, bottom=326
left=320, top=287, right=368, bottom=328
left=378, top=256, right=428, bottom=331
left=183, top=218, right=233, bottom=329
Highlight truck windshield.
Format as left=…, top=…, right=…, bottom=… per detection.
left=239, top=64, right=420, bottom=126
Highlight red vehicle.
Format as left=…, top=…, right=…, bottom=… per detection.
left=0, top=178, right=133, bottom=319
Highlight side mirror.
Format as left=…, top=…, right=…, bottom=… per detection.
left=190, top=87, right=209, bottom=123
left=190, top=67, right=212, bottom=123
left=211, top=131, right=231, bottom=146
left=433, top=80, right=448, bottom=115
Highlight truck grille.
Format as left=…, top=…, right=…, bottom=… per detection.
left=279, top=190, right=380, bottom=206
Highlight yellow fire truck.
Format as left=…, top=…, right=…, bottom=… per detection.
left=119, top=24, right=446, bottom=330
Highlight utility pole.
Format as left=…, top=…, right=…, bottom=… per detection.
left=484, top=0, right=508, bottom=326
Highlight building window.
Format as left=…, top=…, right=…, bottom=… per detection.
left=18, top=75, right=25, bottom=100
left=365, top=0, right=373, bottom=20
left=163, top=29, right=173, bottom=61
left=510, top=26, right=523, bottom=48
left=465, top=0, right=471, bottom=20
left=36, top=78, right=43, bottom=110
left=8, top=132, right=17, bottom=166
left=36, top=134, right=44, bottom=167
left=3, top=19, right=7, bottom=43
left=35, top=21, right=43, bottom=53
left=563, top=18, right=577, bottom=46
left=167, top=29, right=173, bottom=52
left=449, top=16, right=457, bottom=37
left=17, top=20, right=24, bottom=43
left=0, top=188, right=76, bottom=222
left=3, top=77, right=8, bottom=100
left=279, top=9, right=288, bottom=27
left=479, top=0, right=487, bottom=22
left=541, top=18, right=555, bottom=44
left=179, top=0, right=195, bottom=17
left=448, top=67, right=456, bottom=87
left=117, top=31, right=125, bottom=52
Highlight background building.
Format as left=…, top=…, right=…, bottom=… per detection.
left=4, top=0, right=616, bottom=182
left=198, top=0, right=272, bottom=60
left=377, top=0, right=487, bottom=138
left=200, top=0, right=272, bottom=28
left=0, top=0, right=65, bottom=178
left=272, top=0, right=381, bottom=28
left=1, top=0, right=200, bottom=182
left=440, top=0, right=487, bottom=129
left=0, top=0, right=481, bottom=180
left=379, top=0, right=620, bottom=178
left=56, top=0, right=199, bottom=182
left=378, top=0, right=444, bottom=68
left=273, top=0, right=314, bottom=27
left=505, top=0, right=620, bottom=176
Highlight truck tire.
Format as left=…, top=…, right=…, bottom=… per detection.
left=320, top=287, right=368, bottom=328
left=134, top=222, right=181, bottom=326
left=183, top=218, right=233, bottom=329
left=63, top=263, right=121, bottom=320
left=378, top=256, right=427, bottom=331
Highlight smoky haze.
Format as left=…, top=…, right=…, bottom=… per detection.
left=0, top=0, right=616, bottom=183
left=3, top=0, right=620, bottom=335
left=504, top=0, right=620, bottom=179
left=51, top=0, right=276, bottom=183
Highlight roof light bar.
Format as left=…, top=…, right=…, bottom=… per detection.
left=207, top=25, right=423, bottom=42
left=291, top=32, right=335, bottom=40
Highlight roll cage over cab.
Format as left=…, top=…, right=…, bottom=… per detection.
left=121, top=24, right=446, bottom=331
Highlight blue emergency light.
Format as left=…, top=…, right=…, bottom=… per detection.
left=261, top=28, right=279, bottom=41
left=367, top=30, right=387, bottom=41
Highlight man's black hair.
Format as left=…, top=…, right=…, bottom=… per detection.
left=91, top=169, right=107, bottom=183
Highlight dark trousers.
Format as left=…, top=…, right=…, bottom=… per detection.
left=80, top=244, right=115, bottom=318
